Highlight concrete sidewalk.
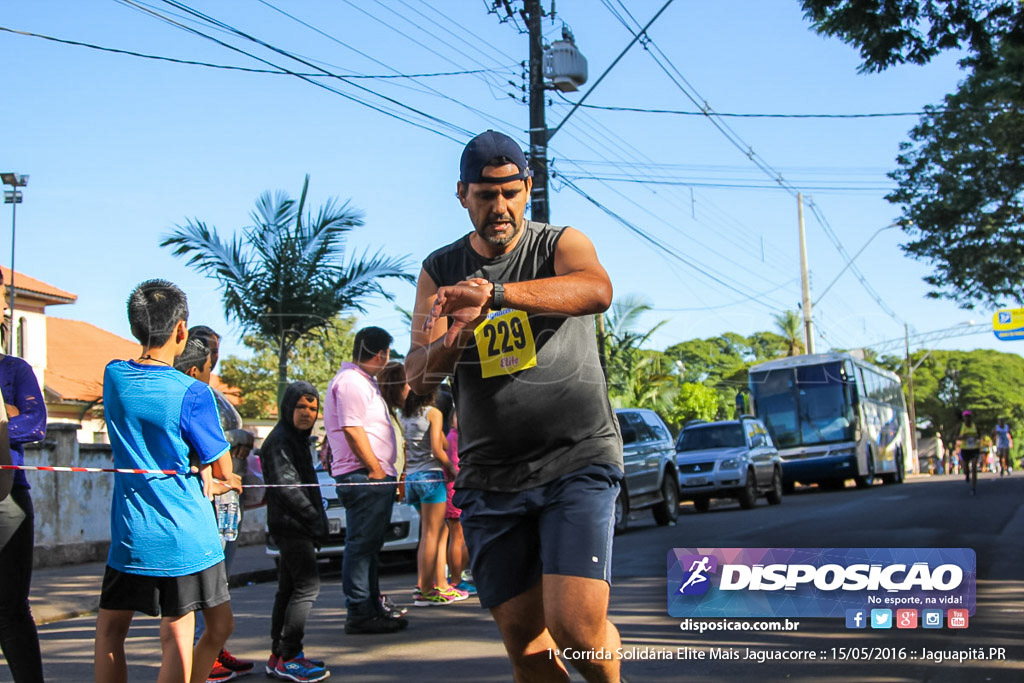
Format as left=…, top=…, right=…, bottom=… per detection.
left=30, top=543, right=280, bottom=625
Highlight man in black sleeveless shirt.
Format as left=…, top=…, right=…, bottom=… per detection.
left=407, top=130, right=625, bottom=683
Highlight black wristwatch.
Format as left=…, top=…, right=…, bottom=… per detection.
left=490, top=281, right=505, bottom=310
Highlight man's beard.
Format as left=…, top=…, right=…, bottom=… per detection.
left=479, top=216, right=520, bottom=246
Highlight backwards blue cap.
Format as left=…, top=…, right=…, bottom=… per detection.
left=460, top=130, right=534, bottom=184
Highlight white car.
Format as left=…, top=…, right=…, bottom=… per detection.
left=266, top=463, right=421, bottom=566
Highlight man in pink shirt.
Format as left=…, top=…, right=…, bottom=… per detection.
left=324, top=326, right=407, bottom=634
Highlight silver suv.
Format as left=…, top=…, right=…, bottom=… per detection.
left=614, top=408, right=680, bottom=532
left=674, top=417, right=783, bottom=512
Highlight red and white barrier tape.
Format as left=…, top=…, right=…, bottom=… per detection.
left=0, top=464, right=445, bottom=487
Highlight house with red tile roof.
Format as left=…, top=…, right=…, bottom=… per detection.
left=5, top=268, right=240, bottom=442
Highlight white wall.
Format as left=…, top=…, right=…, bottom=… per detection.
left=25, top=423, right=267, bottom=567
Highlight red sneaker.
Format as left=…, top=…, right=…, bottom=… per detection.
left=217, top=649, right=254, bottom=675
left=205, top=661, right=236, bottom=682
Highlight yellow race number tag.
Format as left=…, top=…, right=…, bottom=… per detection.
left=474, top=308, right=537, bottom=378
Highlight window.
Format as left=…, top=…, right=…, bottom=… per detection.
left=617, top=412, right=654, bottom=444
left=16, top=316, right=26, bottom=358
left=641, top=411, right=670, bottom=442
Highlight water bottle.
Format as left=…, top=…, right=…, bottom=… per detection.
left=215, top=489, right=240, bottom=543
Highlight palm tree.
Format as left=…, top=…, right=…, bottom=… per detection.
left=601, top=295, right=674, bottom=411
left=162, top=175, right=414, bottom=400
left=773, top=310, right=806, bottom=357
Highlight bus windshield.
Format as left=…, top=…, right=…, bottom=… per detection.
left=750, top=362, right=855, bottom=448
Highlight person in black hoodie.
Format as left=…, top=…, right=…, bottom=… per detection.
left=259, top=381, right=331, bottom=682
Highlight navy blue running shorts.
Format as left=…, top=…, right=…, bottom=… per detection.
left=99, top=561, right=230, bottom=617
left=453, top=462, right=622, bottom=609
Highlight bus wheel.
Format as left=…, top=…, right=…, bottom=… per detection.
left=884, top=448, right=905, bottom=485
left=856, top=450, right=876, bottom=489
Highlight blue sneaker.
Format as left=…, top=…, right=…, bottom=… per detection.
left=455, top=580, right=477, bottom=595
left=274, top=654, right=329, bottom=682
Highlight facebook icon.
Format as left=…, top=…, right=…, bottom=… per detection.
left=845, top=609, right=866, bottom=629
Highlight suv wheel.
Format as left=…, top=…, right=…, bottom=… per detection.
left=613, top=490, right=629, bottom=534
left=737, top=468, right=758, bottom=509
left=652, top=475, right=679, bottom=526
left=765, top=467, right=783, bottom=505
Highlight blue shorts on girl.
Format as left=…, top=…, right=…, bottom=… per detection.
left=405, top=470, right=447, bottom=507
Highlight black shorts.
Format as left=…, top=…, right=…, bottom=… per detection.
left=99, top=562, right=230, bottom=618
left=961, top=449, right=981, bottom=462
left=454, top=462, right=622, bottom=609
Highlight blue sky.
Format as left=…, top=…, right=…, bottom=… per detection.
left=2, top=0, right=1015, bottom=364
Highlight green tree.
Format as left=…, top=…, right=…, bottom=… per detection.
left=162, top=175, right=413, bottom=401
left=665, top=336, right=745, bottom=385
left=601, top=296, right=670, bottom=406
left=668, top=382, right=719, bottom=427
left=890, top=39, right=1024, bottom=306
left=902, top=348, right=1024, bottom=440
left=219, top=316, right=358, bottom=418
left=801, top=1, right=1024, bottom=306
left=773, top=310, right=805, bottom=356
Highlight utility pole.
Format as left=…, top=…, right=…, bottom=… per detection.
left=904, top=323, right=918, bottom=468
left=524, top=0, right=549, bottom=223
left=797, top=193, right=815, bottom=354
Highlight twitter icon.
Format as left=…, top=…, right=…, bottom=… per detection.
left=870, top=609, right=893, bottom=629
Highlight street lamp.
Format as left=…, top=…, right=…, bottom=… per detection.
left=2, top=172, right=28, bottom=356
left=813, top=221, right=901, bottom=307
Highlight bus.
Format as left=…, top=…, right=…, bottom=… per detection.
left=747, top=352, right=912, bottom=490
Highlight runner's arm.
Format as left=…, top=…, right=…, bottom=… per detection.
left=407, top=228, right=612, bottom=392
left=0, top=402, right=11, bottom=502
left=406, top=268, right=476, bottom=394
left=498, top=227, right=613, bottom=315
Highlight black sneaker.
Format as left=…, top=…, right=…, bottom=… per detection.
left=380, top=593, right=408, bottom=617
left=344, top=613, right=409, bottom=634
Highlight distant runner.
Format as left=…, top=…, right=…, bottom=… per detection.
left=993, top=418, right=1013, bottom=476
left=952, top=410, right=982, bottom=495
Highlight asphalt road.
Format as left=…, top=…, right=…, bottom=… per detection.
left=8, top=472, right=1023, bottom=682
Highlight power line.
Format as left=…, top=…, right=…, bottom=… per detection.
left=0, top=25, right=503, bottom=78
left=563, top=102, right=956, bottom=119
left=556, top=173, right=894, bottom=192
left=597, top=0, right=903, bottom=327
left=253, top=0, right=523, bottom=134
left=117, top=0, right=473, bottom=142
left=560, top=177, right=788, bottom=313
left=803, top=199, right=903, bottom=324
left=543, top=99, right=800, bottom=281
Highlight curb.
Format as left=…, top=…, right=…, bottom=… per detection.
left=35, top=566, right=280, bottom=625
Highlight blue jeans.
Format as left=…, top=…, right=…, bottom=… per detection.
left=334, top=469, right=397, bottom=621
